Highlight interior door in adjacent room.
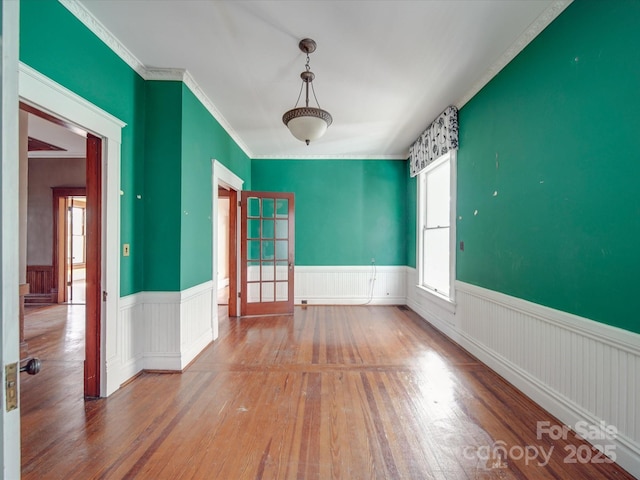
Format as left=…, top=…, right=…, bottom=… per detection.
left=240, top=191, right=294, bottom=316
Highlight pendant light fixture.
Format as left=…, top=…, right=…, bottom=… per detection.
left=282, top=38, right=332, bottom=145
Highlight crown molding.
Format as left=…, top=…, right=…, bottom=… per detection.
left=455, top=0, right=573, bottom=109
left=61, top=0, right=571, bottom=161
left=179, top=70, right=253, bottom=158
left=59, top=0, right=147, bottom=78
left=143, top=67, right=187, bottom=82
left=59, top=0, right=254, bottom=158
left=252, top=154, right=408, bottom=161
left=142, top=67, right=252, bottom=156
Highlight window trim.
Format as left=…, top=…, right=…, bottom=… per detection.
left=416, top=150, right=457, bottom=304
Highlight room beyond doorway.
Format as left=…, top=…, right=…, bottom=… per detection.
left=59, top=194, right=87, bottom=305
left=217, top=187, right=230, bottom=307
left=21, top=101, right=103, bottom=398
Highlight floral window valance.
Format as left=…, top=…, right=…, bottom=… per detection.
left=409, top=105, right=459, bottom=177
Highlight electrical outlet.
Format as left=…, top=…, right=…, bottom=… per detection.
left=371, top=257, right=375, bottom=264
left=123, top=244, right=130, bottom=256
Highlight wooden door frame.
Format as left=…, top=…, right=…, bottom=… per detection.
left=20, top=64, right=125, bottom=398
left=212, top=160, right=244, bottom=321
left=84, top=134, right=102, bottom=397
left=52, top=187, right=87, bottom=304
left=228, top=188, right=238, bottom=317
left=20, top=106, right=102, bottom=399
left=217, top=186, right=238, bottom=317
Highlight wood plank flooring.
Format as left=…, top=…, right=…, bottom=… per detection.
left=21, top=305, right=634, bottom=479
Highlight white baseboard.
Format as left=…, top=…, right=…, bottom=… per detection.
left=406, top=267, right=640, bottom=478
left=297, top=296, right=406, bottom=306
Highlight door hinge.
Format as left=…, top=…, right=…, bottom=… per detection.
left=238, top=201, right=241, bottom=207
left=103, top=291, right=108, bottom=302
left=238, top=292, right=241, bottom=298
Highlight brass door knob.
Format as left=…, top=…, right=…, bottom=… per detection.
left=20, top=358, right=41, bottom=375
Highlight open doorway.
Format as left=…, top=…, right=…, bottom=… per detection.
left=216, top=185, right=238, bottom=317
left=217, top=187, right=230, bottom=306
left=213, top=160, right=243, bottom=319
left=19, top=62, right=126, bottom=401
left=20, top=103, right=102, bottom=398
left=52, top=189, right=87, bottom=305
left=65, top=196, right=87, bottom=304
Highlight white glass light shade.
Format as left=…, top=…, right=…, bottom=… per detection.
left=287, top=116, right=327, bottom=143
left=282, top=107, right=332, bottom=144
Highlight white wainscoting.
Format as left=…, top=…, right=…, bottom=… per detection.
left=179, top=282, right=215, bottom=369
left=141, top=290, right=182, bottom=370
left=113, top=281, right=214, bottom=390
left=294, top=265, right=406, bottom=305
left=406, top=267, right=640, bottom=478
left=108, top=293, right=145, bottom=394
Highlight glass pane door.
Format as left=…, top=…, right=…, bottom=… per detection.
left=241, top=191, right=294, bottom=315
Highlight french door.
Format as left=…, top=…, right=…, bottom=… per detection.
left=240, top=191, right=294, bottom=315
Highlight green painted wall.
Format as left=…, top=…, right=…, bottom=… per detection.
left=143, top=81, right=182, bottom=291
left=180, top=84, right=251, bottom=290
left=142, top=83, right=252, bottom=292
left=20, top=1, right=252, bottom=294
left=456, top=0, right=640, bottom=333
left=251, top=159, right=406, bottom=266
left=20, top=0, right=146, bottom=296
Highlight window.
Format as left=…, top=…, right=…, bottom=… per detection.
left=70, top=204, right=86, bottom=265
left=418, top=151, right=456, bottom=299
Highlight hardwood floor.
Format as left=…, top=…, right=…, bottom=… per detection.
left=21, top=305, right=633, bottom=479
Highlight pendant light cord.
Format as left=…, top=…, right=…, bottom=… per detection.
left=293, top=81, right=304, bottom=108
left=289, top=45, right=325, bottom=110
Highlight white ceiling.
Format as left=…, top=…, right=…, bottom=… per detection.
left=55, top=0, right=569, bottom=159
left=28, top=113, right=86, bottom=158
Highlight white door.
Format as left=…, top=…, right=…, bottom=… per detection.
left=1, top=1, right=23, bottom=476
